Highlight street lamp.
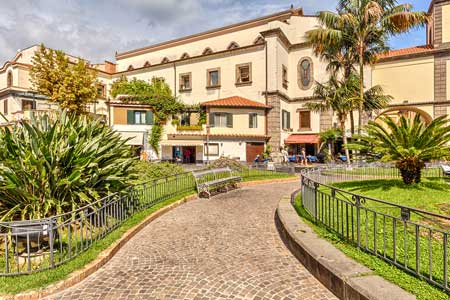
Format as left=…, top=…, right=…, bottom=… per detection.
left=205, top=124, right=210, bottom=165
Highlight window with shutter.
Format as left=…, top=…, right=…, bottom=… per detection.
left=127, top=110, right=134, bottom=124
left=226, top=113, right=233, bottom=128
left=236, top=63, right=252, bottom=85
left=282, top=110, right=290, bottom=130
left=209, top=113, right=215, bottom=127
left=299, top=110, right=311, bottom=130
left=149, top=112, right=154, bottom=124
left=249, top=113, right=257, bottom=128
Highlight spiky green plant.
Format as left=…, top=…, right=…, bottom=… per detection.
left=0, top=111, right=136, bottom=221
left=354, top=115, right=450, bottom=184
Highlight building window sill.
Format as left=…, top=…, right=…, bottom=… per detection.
left=235, top=81, right=252, bottom=87
left=179, top=88, right=192, bottom=93
left=297, top=128, right=312, bottom=132
left=206, top=85, right=221, bottom=90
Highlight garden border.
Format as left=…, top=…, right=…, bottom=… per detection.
left=1, top=177, right=298, bottom=300
left=276, top=193, right=416, bottom=300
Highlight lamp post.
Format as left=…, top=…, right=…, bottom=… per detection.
left=206, top=124, right=210, bottom=165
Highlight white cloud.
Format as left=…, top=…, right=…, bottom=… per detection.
left=0, top=0, right=425, bottom=64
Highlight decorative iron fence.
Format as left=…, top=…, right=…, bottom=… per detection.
left=300, top=165, right=450, bottom=293
left=0, top=172, right=196, bottom=276
left=0, top=167, right=291, bottom=276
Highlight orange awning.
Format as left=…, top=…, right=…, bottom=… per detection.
left=285, top=134, right=319, bottom=144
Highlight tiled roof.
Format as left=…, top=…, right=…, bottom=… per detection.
left=285, top=134, right=319, bottom=144
left=201, top=96, right=270, bottom=108
left=378, top=45, right=434, bottom=59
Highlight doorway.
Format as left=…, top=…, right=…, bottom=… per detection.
left=246, top=142, right=264, bottom=163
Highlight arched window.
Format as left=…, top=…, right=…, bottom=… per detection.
left=6, top=71, right=12, bottom=87
left=143, top=61, right=151, bottom=67
left=227, top=42, right=239, bottom=50
left=297, top=57, right=314, bottom=90
left=127, top=65, right=134, bottom=71
left=202, top=47, right=213, bottom=55
left=161, top=57, right=170, bottom=64
left=180, top=52, right=190, bottom=59
left=253, top=36, right=265, bottom=45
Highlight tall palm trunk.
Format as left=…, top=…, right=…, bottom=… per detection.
left=350, top=111, right=355, bottom=134
left=358, top=50, right=364, bottom=135
left=340, top=118, right=351, bottom=166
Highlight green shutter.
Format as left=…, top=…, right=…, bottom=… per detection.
left=226, top=113, right=233, bottom=128
left=287, top=112, right=291, bottom=129
left=127, top=110, right=134, bottom=124
left=249, top=113, right=252, bottom=128
left=146, top=111, right=153, bottom=125
left=254, top=114, right=258, bottom=128
left=209, top=113, right=215, bottom=127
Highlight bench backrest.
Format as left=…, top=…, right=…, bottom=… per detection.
left=192, top=167, right=233, bottom=187
left=441, top=165, right=450, bottom=174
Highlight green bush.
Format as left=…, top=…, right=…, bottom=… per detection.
left=132, top=161, right=186, bottom=183
left=0, top=112, right=135, bottom=221
left=208, top=157, right=248, bottom=171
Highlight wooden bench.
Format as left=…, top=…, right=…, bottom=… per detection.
left=192, top=167, right=242, bottom=198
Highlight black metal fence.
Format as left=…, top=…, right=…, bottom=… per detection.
left=0, top=172, right=196, bottom=276
left=300, top=165, right=450, bottom=293
left=0, top=167, right=292, bottom=276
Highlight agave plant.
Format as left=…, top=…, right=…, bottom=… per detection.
left=354, top=115, right=450, bottom=184
left=0, top=111, right=136, bottom=221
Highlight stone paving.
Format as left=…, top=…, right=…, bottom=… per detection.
left=46, top=182, right=337, bottom=300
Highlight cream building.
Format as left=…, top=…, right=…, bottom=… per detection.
left=0, top=0, right=449, bottom=163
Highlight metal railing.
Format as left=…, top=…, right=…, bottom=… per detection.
left=0, top=167, right=291, bottom=276
left=300, top=165, right=450, bottom=292
left=0, top=172, right=196, bottom=276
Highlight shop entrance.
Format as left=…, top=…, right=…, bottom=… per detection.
left=173, top=146, right=196, bottom=163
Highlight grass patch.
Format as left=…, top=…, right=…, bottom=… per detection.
left=293, top=196, right=449, bottom=300
left=240, top=169, right=296, bottom=182
left=331, top=178, right=450, bottom=215
left=0, top=191, right=194, bottom=295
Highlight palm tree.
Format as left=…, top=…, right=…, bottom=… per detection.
left=355, top=115, right=450, bottom=184
left=307, top=0, right=427, bottom=133
left=306, top=75, right=358, bottom=164
left=308, top=72, right=391, bottom=164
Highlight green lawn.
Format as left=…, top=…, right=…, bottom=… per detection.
left=331, top=177, right=450, bottom=219
left=293, top=196, right=450, bottom=300
left=300, top=177, right=450, bottom=298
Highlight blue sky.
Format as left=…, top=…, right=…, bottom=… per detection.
left=0, top=0, right=431, bottom=64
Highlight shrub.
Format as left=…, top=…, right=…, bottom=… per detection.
left=208, top=157, right=248, bottom=171
left=0, top=112, right=135, bottom=221
left=132, top=161, right=186, bottom=183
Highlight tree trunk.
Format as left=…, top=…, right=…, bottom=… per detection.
left=350, top=110, right=355, bottom=135
left=340, top=119, right=351, bottom=166
left=358, top=50, right=364, bottom=135
left=396, top=158, right=425, bottom=185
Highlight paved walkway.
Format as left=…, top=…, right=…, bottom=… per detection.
left=46, top=182, right=337, bottom=300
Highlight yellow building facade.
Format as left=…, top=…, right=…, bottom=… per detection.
left=0, top=0, right=448, bottom=163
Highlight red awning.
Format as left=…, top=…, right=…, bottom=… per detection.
left=285, top=134, right=319, bottom=144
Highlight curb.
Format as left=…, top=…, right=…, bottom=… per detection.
left=1, top=194, right=198, bottom=300
left=3, top=177, right=297, bottom=299
left=276, top=195, right=416, bottom=300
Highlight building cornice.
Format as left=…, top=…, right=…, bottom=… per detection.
left=114, top=43, right=265, bottom=76
left=263, top=90, right=320, bottom=103
left=115, top=9, right=301, bottom=60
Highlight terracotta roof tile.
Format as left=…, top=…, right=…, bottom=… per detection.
left=201, top=96, right=270, bottom=108
left=378, top=45, right=434, bottom=59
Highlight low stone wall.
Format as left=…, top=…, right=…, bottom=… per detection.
left=276, top=195, right=416, bottom=300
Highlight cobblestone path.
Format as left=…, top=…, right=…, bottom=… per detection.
left=46, top=182, right=337, bottom=300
